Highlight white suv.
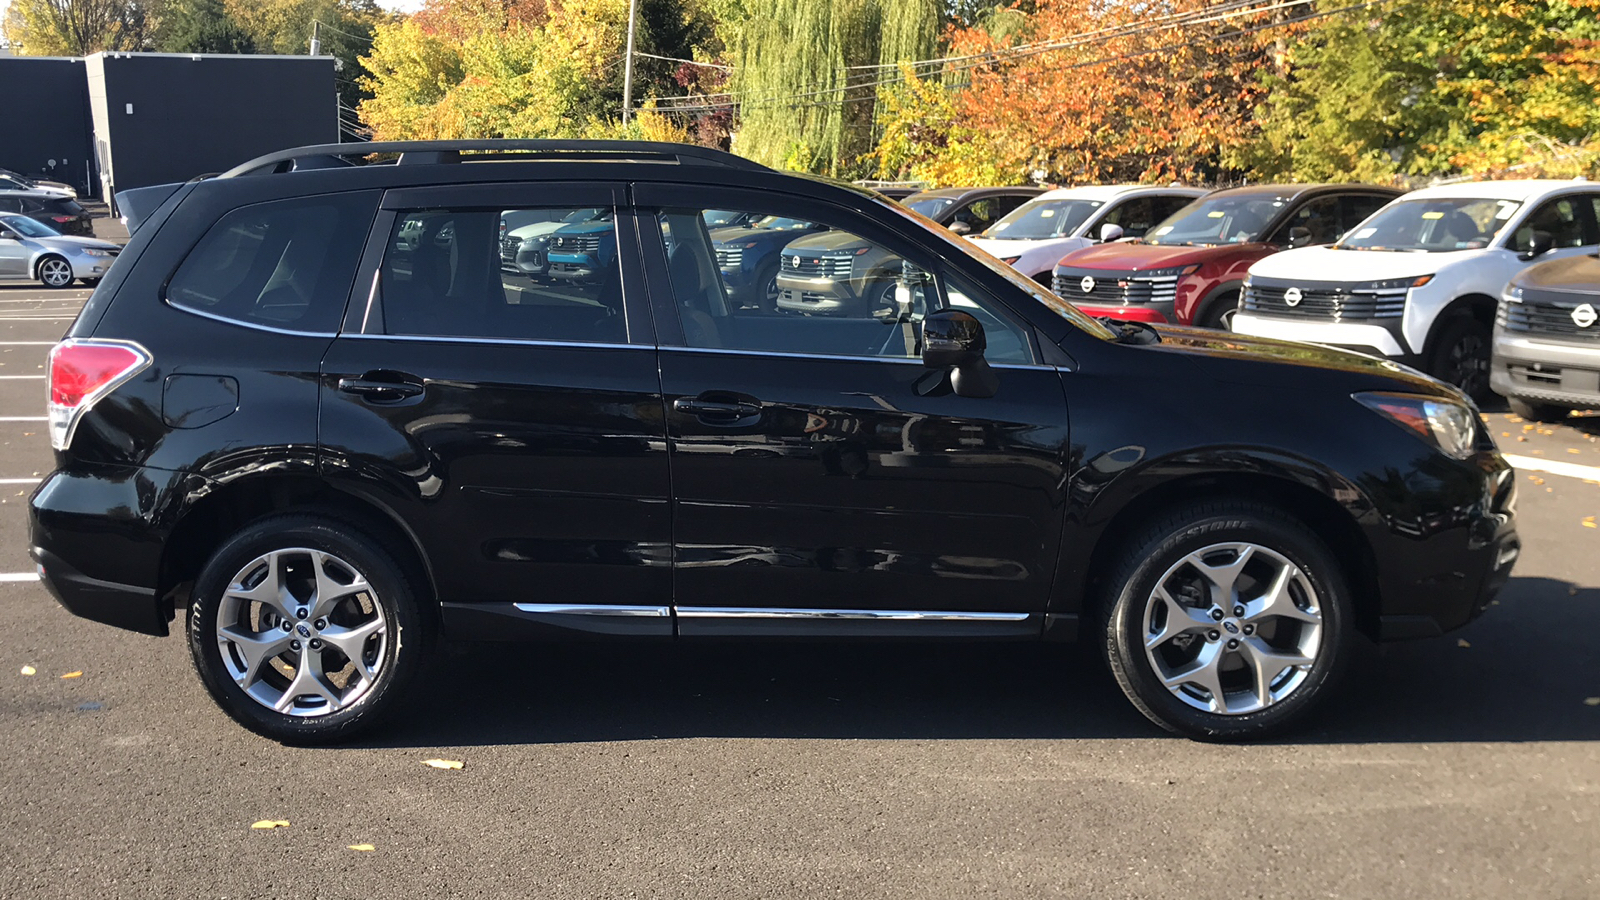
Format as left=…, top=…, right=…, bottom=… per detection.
left=1233, top=179, right=1600, bottom=399
left=966, top=185, right=1205, bottom=283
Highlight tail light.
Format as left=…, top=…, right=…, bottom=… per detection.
left=47, top=339, right=151, bottom=451
left=51, top=216, right=75, bottom=223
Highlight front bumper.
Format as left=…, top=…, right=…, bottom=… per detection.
left=775, top=274, right=885, bottom=315
left=68, top=254, right=113, bottom=279
left=1077, top=303, right=1170, bottom=323
left=1490, top=330, right=1600, bottom=411
left=1232, top=312, right=1417, bottom=363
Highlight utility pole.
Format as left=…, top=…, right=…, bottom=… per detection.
left=621, top=0, right=638, bottom=125
left=309, top=20, right=321, bottom=56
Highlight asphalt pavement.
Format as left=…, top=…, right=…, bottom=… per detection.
left=0, top=290, right=1595, bottom=899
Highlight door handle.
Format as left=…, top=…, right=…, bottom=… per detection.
left=338, top=374, right=425, bottom=402
left=673, top=397, right=762, bottom=420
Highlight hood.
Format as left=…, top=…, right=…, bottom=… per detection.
left=1147, top=323, right=1453, bottom=397
left=1514, top=253, right=1600, bottom=292
left=1056, top=240, right=1270, bottom=272
left=968, top=236, right=1079, bottom=257
left=35, top=234, right=120, bottom=253
left=553, top=221, right=615, bottom=236
left=507, top=219, right=573, bottom=241
left=783, top=231, right=869, bottom=253
left=710, top=225, right=804, bottom=245
left=1249, top=244, right=1480, bottom=282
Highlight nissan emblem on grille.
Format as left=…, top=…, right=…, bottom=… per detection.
left=1080, top=276, right=1096, bottom=293
left=1573, top=303, right=1597, bottom=328
left=1284, top=287, right=1304, bottom=307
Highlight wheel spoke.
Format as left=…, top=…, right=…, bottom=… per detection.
left=1247, top=562, right=1320, bottom=624
left=275, top=647, right=339, bottom=712
left=319, top=618, right=384, bottom=676
left=1160, top=641, right=1228, bottom=714
left=224, top=552, right=295, bottom=620
left=219, top=625, right=294, bottom=687
left=309, top=551, right=372, bottom=620
left=1237, top=636, right=1314, bottom=706
left=1186, top=544, right=1254, bottom=607
left=1145, top=585, right=1216, bottom=649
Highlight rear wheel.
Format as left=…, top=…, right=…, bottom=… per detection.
left=36, top=255, right=73, bottom=288
left=1508, top=397, right=1570, bottom=423
left=188, top=514, right=433, bottom=744
left=1429, top=315, right=1492, bottom=402
left=1100, top=501, right=1353, bottom=741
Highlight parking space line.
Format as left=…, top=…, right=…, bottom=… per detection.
left=1504, top=453, right=1600, bottom=482
left=0, top=573, right=39, bottom=582
left=0, top=341, right=60, bottom=345
left=0, top=375, right=45, bottom=379
left=0, top=417, right=45, bottom=421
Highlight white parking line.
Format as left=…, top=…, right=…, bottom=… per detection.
left=0, top=417, right=45, bottom=421
left=1504, top=453, right=1600, bottom=482
left=0, top=341, right=60, bottom=345
left=0, top=573, right=39, bottom=582
left=0, top=478, right=39, bottom=484
left=0, top=375, right=45, bottom=379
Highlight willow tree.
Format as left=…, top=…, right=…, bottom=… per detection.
left=726, top=0, right=939, bottom=175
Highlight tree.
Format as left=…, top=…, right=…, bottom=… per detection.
left=2, top=0, right=158, bottom=55
left=159, top=0, right=254, bottom=54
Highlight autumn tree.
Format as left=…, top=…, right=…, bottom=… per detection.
left=159, top=0, right=254, bottom=54
left=2, top=0, right=158, bottom=55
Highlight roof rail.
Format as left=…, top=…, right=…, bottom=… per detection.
left=219, top=140, right=768, bottom=179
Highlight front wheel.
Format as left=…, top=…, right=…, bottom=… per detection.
left=37, top=255, right=74, bottom=288
left=1429, top=315, right=1492, bottom=402
left=1198, top=292, right=1240, bottom=330
left=188, top=515, right=433, bottom=744
left=1100, top=502, right=1353, bottom=741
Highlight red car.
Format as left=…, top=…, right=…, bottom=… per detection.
left=1051, top=184, right=1400, bottom=328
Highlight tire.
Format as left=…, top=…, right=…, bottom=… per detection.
left=188, top=514, right=434, bottom=744
left=36, top=255, right=74, bottom=288
left=1197, top=292, right=1240, bottom=330
left=1428, top=315, right=1492, bottom=402
left=80, top=278, right=100, bottom=287
left=1508, top=397, right=1569, bottom=423
left=1099, top=501, right=1354, bottom=741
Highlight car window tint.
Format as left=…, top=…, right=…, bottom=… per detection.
left=655, top=206, right=1033, bottom=364
left=1514, top=197, right=1588, bottom=251
left=379, top=206, right=625, bottom=344
left=166, top=192, right=376, bottom=334
left=1102, top=198, right=1159, bottom=237
left=1341, top=194, right=1390, bottom=234
left=1274, top=196, right=1341, bottom=245
left=0, top=198, right=18, bottom=213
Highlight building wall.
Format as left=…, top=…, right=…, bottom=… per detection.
left=0, top=57, right=97, bottom=197
left=86, top=53, right=338, bottom=200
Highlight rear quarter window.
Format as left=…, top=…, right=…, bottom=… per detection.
left=165, top=192, right=376, bottom=334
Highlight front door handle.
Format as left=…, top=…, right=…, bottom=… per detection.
left=338, top=373, right=425, bottom=403
left=674, top=396, right=762, bottom=421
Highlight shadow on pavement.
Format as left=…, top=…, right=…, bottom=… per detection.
left=367, top=575, right=1600, bottom=747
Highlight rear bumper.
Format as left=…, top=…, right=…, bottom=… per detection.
left=31, top=545, right=166, bottom=636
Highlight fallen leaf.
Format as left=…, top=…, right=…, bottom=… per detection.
left=1569, top=448, right=1582, bottom=454
left=250, top=819, right=290, bottom=830
left=348, top=843, right=376, bottom=852
left=1586, top=698, right=1600, bottom=706
left=1517, top=436, right=1528, bottom=442
left=60, top=671, right=82, bottom=679
left=1522, top=424, right=1535, bottom=432
left=1501, top=432, right=1511, bottom=438
left=422, top=758, right=463, bottom=770
left=19, top=665, right=36, bottom=676
left=1530, top=476, right=1545, bottom=485
left=1457, top=639, right=1471, bottom=648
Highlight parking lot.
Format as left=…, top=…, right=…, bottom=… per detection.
left=0, top=283, right=1594, bottom=899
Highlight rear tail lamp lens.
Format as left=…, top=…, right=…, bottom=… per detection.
left=46, top=339, right=151, bottom=451
left=51, top=216, right=74, bottom=223
left=1354, top=392, right=1477, bottom=459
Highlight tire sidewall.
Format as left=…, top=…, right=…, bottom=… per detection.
left=1430, top=315, right=1491, bottom=401
left=38, top=255, right=73, bottom=288
left=1105, top=510, right=1352, bottom=740
left=188, top=516, right=427, bottom=744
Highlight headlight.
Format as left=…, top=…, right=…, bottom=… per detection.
left=1137, top=264, right=1201, bottom=278
left=1355, top=392, right=1477, bottom=459
left=78, top=248, right=114, bottom=258
left=1355, top=275, right=1433, bottom=292
left=1504, top=284, right=1524, bottom=303
left=999, top=256, right=1021, bottom=265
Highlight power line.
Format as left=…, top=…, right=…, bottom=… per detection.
left=312, top=19, right=375, bottom=44
left=633, top=51, right=730, bottom=70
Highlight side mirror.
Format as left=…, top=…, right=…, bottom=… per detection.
left=1288, top=226, right=1312, bottom=248
left=1099, top=223, right=1124, bottom=243
left=922, top=308, right=998, bottom=398
left=1521, top=229, right=1555, bottom=260
left=947, top=220, right=972, bottom=236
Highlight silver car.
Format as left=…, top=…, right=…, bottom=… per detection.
left=0, top=211, right=120, bottom=287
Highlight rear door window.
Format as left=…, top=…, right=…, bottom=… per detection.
left=166, top=192, right=377, bottom=334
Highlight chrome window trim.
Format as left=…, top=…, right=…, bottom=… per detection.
left=513, top=603, right=671, bottom=617
left=674, top=606, right=1032, bottom=622
left=164, top=302, right=338, bottom=339
left=341, top=332, right=644, bottom=351
left=657, top=344, right=1056, bottom=371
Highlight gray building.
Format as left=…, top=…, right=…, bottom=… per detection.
left=0, top=56, right=96, bottom=196
left=86, top=52, right=338, bottom=204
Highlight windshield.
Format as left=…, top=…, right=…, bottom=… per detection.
left=2, top=215, right=58, bottom=238
left=1336, top=198, right=1520, bottom=252
left=1145, top=195, right=1289, bottom=246
left=751, top=215, right=816, bottom=231
left=983, top=198, right=1103, bottom=240
left=881, top=200, right=1118, bottom=342
left=563, top=208, right=601, bottom=223
left=701, top=209, right=748, bottom=228
left=906, top=197, right=955, bottom=219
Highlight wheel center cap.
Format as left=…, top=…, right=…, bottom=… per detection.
left=1221, top=618, right=1242, bottom=636
left=296, top=623, right=313, bottom=638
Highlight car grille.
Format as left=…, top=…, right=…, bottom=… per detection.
left=1242, top=284, right=1405, bottom=320
left=780, top=289, right=837, bottom=305
left=1052, top=268, right=1177, bottom=305
left=500, top=236, right=521, bottom=265
left=501, top=236, right=545, bottom=271
left=715, top=246, right=744, bottom=269
left=784, top=254, right=853, bottom=279
left=1498, top=293, right=1600, bottom=341
left=551, top=234, right=601, bottom=253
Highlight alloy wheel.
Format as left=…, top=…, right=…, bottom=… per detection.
left=1140, top=542, right=1323, bottom=715
left=1446, top=331, right=1489, bottom=398
left=39, top=257, right=73, bottom=287
left=214, top=547, right=388, bottom=717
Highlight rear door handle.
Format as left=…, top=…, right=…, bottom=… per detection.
left=338, top=373, right=425, bottom=403
left=673, top=397, right=762, bottom=420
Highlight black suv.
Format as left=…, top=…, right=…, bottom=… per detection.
left=31, top=141, right=1518, bottom=744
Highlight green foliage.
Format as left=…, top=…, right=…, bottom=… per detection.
left=3, top=0, right=156, bottom=55
left=159, top=0, right=255, bottom=54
